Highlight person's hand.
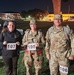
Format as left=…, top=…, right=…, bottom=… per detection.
left=46, top=54, right=50, bottom=60
left=3, top=41, right=7, bottom=45
left=68, top=56, right=74, bottom=60
left=35, top=43, right=39, bottom=47
left=23, top=42, right=28, bottom=45
left=16, top=42, right=20, bottom=46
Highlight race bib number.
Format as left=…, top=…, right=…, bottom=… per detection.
left=27, top=43, right=36, bottom=50
left=59, top=65, right=68, bottom=74
left=7, top=43, right=16, bottom=50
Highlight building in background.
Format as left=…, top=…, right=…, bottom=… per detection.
left=0, top=13, right=22, bottom=20
left=47, top=14, right=74, bottom=21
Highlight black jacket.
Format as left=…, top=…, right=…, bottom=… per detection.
left=0, top=30, right=22, bottom=57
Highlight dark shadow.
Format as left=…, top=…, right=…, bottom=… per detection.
left=0, top=50, right=2, bottom=56
left=40, top=67, right=50, bottom=75
left=69, top=60, right=74, bottom=74
left=39, top=61, right=50, bottom=75
left=0, top=61, right=4, bottom=68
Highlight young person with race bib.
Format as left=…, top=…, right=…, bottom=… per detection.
left=22, top=18, right=45, bottom=75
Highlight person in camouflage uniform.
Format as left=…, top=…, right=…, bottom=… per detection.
left=22, top=18, right=45, bottom=75
left=45, top=14, right=74, bottom=75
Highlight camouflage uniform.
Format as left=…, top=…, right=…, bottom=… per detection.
left=45, top=14, right=73, bottom=75
left=70, top=34, right=74, bottom=56
left=22, top=19, right=45, bottom=75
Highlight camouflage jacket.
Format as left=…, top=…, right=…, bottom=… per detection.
left=71, top=34, right=74, bottom=56
left=22, top=29, right=45, bottom=50
left=45, top=25, right=74, bottom=57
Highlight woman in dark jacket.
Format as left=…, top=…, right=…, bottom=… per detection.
left=0, top=20, right=22, bottom=75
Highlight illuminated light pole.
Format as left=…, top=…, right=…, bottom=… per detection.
left=52, top=0, right=61, bottom=14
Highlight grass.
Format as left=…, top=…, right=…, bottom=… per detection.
left=0, top=50, right=74, bottom=75
left=0, top=50, right=49, bottom=75
left=0, top=59, right=5, bottom=75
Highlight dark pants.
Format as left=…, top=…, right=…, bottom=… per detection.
left=3, top=56, right=18, bottom=75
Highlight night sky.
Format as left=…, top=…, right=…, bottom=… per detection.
left=0, top=0, right=74, bottom=13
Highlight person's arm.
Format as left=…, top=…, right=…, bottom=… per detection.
left=45, top=30, right=50, bottom=60
left=38, top=32, right=45, bottom=49
left=14, top=31, right=22, bottom=55
left=70, top=33, right=74, bottom=55
left=22, top=31, right=29, bottom=51
left=0, top=33, right=4, bottom=50
left=68, top=30, right=74, bottom=60
left=22, top=33, right=28, bottom=46
left=22, top=29, right=30, bottom=46
left=16, top=31, right=22, bottom=46
left=0, top=33, right=3, bottom=42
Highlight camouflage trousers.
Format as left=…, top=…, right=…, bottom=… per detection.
left=49, top=51, right=69, bottom=75
left=23, top=51, right=43, bottom=75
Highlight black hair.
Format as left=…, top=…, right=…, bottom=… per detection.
left=3, top=20, right=8, bottom=28
left=7, top=20, right=15, bottom=25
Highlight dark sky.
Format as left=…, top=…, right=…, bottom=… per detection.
left=0, top=0, right=74, bottom=13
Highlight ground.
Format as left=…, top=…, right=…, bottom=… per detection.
left=0, top=50, right=74, bottom=75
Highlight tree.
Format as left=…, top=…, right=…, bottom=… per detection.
left=52, top=0, right=61, bottom=14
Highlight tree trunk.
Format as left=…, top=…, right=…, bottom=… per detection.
left=52, top=0, right=61, bottom=14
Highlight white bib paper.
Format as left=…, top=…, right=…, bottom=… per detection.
left=59, top=65, right=68, bottom=74
left=27, top=43, right=36, bottom=50
left=7, top=43, right=16, bottom=50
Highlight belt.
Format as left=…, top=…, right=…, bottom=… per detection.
left=25, top=50, right=42, bottom=55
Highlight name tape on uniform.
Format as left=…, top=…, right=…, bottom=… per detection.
left=59, top=65, right=68, bottom=74
left=27, top=43, right=36, bottom=50
left=7, top=43, right=16, bottom=50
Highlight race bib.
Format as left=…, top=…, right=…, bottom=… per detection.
left=27, top=43, right=36, bottom=50
left=59, top=65, right=68, bottom=74
left=7, top=43, right=16, bottom=50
